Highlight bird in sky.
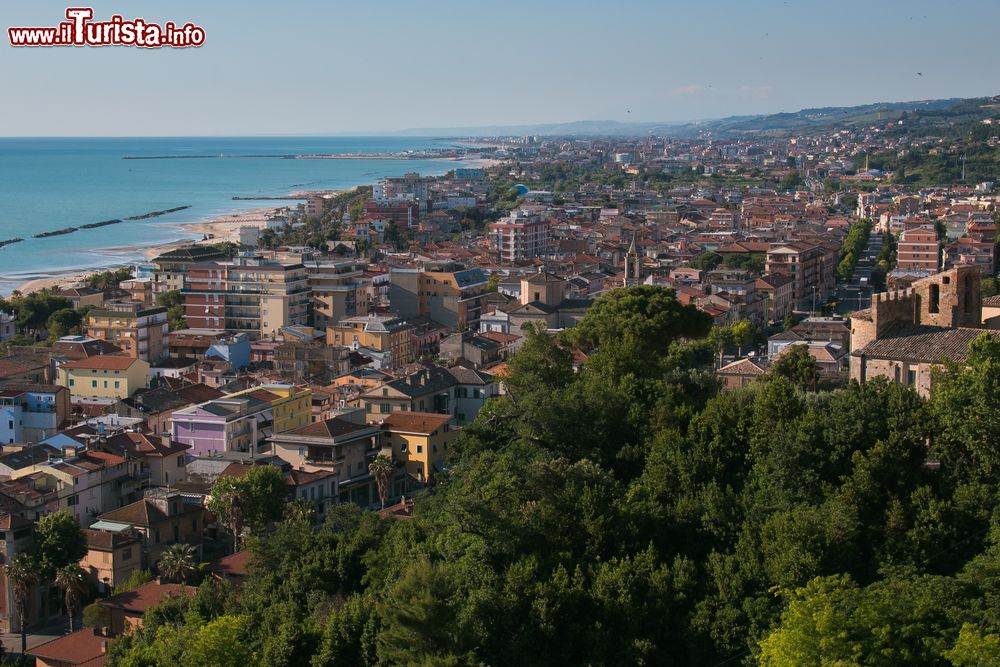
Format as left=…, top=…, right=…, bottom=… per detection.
left=917, top=72, right=923, bottom=76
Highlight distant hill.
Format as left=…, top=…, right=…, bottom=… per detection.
left=390, top=96, right=999, bottom=138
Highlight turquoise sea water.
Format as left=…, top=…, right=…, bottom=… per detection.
left=0, top=137, right=467, bottom=293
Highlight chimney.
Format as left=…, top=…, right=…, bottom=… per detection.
left=62, top=446, right=75, bottom=459
left=161, top=432, right=172, bottom=448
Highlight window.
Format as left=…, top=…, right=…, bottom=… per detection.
left=929, top=284, right=940, bottom=314
left=69, top=379, right=75, bottom=387
left=91, top=380, right=98, bottom=388
left=380, top=403, right=390, bottom=413
left=416, top=445, right=423, bottom=454
left=400, top=442, right=408, bottom=453
left=114, top=381, right=120, bottom=389
left=907, top=369, right=917, bottom=386
left=122, top=548, right=132, bottom=560
left=177, top=456, right=184, bottom=467
left=154, top=530, right=160, bottom=544
left=67, top=495, right=79, bottom=506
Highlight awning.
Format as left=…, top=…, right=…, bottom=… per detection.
left=88, top=520, right=132, bottom=532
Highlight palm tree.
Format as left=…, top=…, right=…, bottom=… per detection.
left=158, top=543, right=197, bottom=584
left=6, top=553, right=37, bottom=654
left=207, top=477, right=247, bottom=553
left=54, top=565, right=87, bottom=633
left=368, top=455, right=395, bottom=509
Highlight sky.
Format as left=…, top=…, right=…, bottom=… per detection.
left=0, top=0, right=998, bottom=136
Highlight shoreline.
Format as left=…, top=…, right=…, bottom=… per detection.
left=6, top=156, right=501, bottom=296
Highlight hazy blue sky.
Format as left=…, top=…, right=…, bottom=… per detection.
left=1, top=0, right=997, bottom=135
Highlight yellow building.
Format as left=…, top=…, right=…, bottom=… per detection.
left=327, top=314, right=416, bottom=370
left=224, top=383, right=312, bottom=434
left=381, top=412, right=456, bottom=487
left=388, top=266, right=489, bottom=331
left=58, top=355, right=150, bottom=399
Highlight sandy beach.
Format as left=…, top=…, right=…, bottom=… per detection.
left=14, top=205, right=286, bottom=294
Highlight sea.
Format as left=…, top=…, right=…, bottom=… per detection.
left=0, top=136, right=472, bottom=294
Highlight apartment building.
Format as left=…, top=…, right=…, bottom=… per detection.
left=897, top=224, right=941, bottom=273
left=765, top=241, right=836, bottom=310
left=94, top=488, right=204, bottom=570
left=361, top=366, right=456, bottom=419
left=308, top=261, right=372, bottom=330
left=327, top=314, right=417, bottom=370
left=149, top=245, right=228, bottom=296
left=388, top=266, right=489, bottom=331
left=85, top=302, right=170, bottom=363
left=382, top=412, right=456, bottom=489
left=182, top=255, right=310, bottom=339
left=364, top=201, right=419, bottom=230
left=268, top=415, right=382, bottom=506
left=489, top=209, right=551, bottom=262
left=7, top=450, right=130, bottom=525
left=0, top=383, right=70, bottom=443
left=171, top=384, right=311, bottom=456
left=373, top=172, right=431, bottom=204
left=58, top=356, right=150, bottom=400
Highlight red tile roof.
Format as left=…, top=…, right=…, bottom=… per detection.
left=211, top=550, right=250, bottom=578
left=27, top=628, right=108, bottom=666
left=101, top=581, right=195, bottom=614
left=60, top=356, right=142, bottom=371
left=381, top=412, right=452, bottom=434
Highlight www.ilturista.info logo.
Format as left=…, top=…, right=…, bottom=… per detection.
left=8, top=8, right=205, bottom=48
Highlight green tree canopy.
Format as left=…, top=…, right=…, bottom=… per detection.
left=35, top=510, right=87, bottom=579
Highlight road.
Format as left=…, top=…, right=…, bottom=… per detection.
left=835, top=231, right=883, bottom=315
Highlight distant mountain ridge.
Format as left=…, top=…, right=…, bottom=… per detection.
left=391, top=96, right=993, bottom=138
